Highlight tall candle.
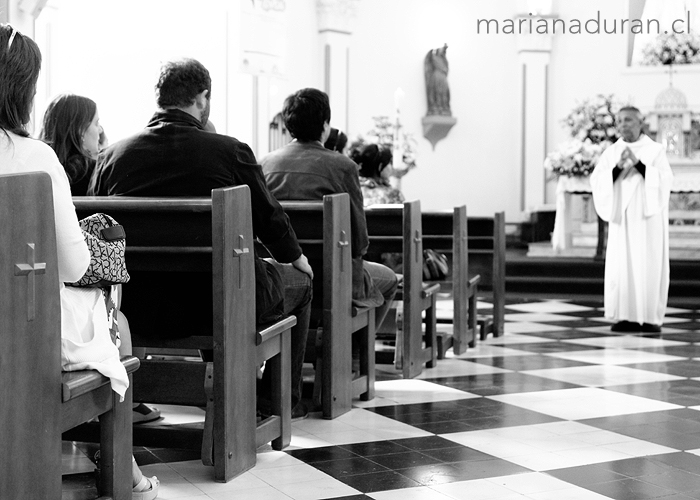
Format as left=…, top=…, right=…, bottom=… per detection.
left=393, top=87, right=405, bottom=171
left=394, top=87, right=405, bottom=114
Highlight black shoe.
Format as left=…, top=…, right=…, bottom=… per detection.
left=642, top=323, right=662, bottom=333
left=291, top=402, right=308, bottom=422
left=611, top=321, right=642, bottom=332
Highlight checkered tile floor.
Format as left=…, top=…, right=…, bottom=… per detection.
left=63, top=295, right=700, bottom=499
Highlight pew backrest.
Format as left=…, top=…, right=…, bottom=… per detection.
left=1, top=172, right=62, bottom=498
left=363, top=200, right=439, bottom=377
left=73, top=186, right=260, bottom=481
left=422, top=210, right=506, bottom=336
left=280, top=194, right=375, bottom=418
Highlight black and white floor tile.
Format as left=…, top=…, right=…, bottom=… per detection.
left=63, top=295, right=700, bottom=499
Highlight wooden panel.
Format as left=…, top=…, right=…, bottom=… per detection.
left=364, top=202, right=437, bottom=378
left=0, top=172, right=62, bottom=500
left=132, top=360, right=209, bottom=406
left=402, top=200, right=425, bottom=379
left=492, top=212, right=506, bottom=337
left=421, top=207, right=478, bottom=357
left=280, top=195, right=374, bottom=419
left=212, top=185, right=257, bottom=481
left=451, top=205, right=474, bottom=353
left=323, top=194, right=354, bottom=418
left=73, top=190, right=291, bottom=482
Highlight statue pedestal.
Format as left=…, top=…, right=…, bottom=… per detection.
left=421, top=115, right=457, bottom=150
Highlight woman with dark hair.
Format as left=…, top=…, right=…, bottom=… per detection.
left=0, top=24, right=159, bottom=500
left=349, top=143, right=405, bottom=206
left=41, top=94, right=161, bottom=424
left=40, top=94, right=103, bottom=195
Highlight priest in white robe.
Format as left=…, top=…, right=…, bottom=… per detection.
left=590, top=107, right=673, bottom=333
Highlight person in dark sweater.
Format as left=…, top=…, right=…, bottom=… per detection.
left=89, top=58, right=313, bottom=420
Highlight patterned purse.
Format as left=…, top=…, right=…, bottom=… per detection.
left=68, top=213, right=130, bottom=287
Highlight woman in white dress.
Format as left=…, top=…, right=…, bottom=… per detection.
left=0, top=24, right=158, bottom=500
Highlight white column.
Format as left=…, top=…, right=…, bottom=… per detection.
left=238, top=1, right=286, bottom=157
left=4, top=0, right=47, bottom=35
left=515, top=14, right=555, bottom=216
left=317, top=0, right=359, bottom=134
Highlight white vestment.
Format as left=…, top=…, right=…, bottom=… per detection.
left=590, top=135, right=673, bottom=325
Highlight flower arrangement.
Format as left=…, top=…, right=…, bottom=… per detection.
left=353, top=116, right=418, bottom=179
left=564, top=94, right=621, bottom=143
left=641, top=32, right=700, bottom=65
left=544, top=139, right=608, bottom=178
left=545, top=94, right=623, bottom=178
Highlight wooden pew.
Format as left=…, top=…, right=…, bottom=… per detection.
left=421, top=206, right=480, bottom=357
left=0, top=171, right=138, bottom=500
left=464, top=213, right=506, bottom=338
left=364, top=200, right=439, bottom=378
left=71, top=186, right=293, bottom=483
left=280, top=195, right=376, bottom=419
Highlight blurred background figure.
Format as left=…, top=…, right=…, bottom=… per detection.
left=349, top=142, right=404, bottom=206
left=323, top=127, right=348, bottom=154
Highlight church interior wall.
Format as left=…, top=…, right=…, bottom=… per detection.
left=347, top=0, right=522, bottom=218
left=18, top=0, right=700, bottom=221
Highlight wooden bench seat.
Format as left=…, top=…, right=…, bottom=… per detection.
left=464, top=213, right=506, bottom=339
left=364, top=200, right=438, bottom=378
left=1, top=171, right=138, bottom=500
left=421, top=206, right=479, bottom=356
left=71, top=185, right=292, bottom=482
left=280, top=195, right=376, bottom=419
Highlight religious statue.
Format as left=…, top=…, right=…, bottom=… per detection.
left=424, top=43, right=451, bottom=116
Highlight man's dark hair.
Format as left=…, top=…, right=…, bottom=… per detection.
left=156, top=58, right=211, bottom=109
left=0, top=24, right=42, bottom=137
left=282, top=88, right=331, bottom=141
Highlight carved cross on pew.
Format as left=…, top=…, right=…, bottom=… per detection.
left=14, top=243, right=47, bottom=322
left=233, top=234, right=249, bottom=289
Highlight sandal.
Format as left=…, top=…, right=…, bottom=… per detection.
left=133, top=403, right=161, bottom=424
left=133, top=474, right=160, bottom=500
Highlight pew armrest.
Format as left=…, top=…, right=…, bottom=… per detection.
left=61, top=356, right=140, bottom=402
left=421, top=282, right=441, bottom=299
left=257, top=316, right=297, bottom=346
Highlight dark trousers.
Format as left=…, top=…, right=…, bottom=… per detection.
left=261, top=262, right=312, bottom=408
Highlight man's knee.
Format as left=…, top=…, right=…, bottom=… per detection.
left=281, top=264, right=313, bottom=309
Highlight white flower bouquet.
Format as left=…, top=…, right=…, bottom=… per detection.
left=564, top=94, right=622, bottom=144
left=545, top=94, right=622, bottom=179
left=544, top=139, right=609, bottom=179
left=642, top=32, right=700, bottom=65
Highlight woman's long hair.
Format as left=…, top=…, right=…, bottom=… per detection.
left=0, top=24, right=42, bottom=137
left=40, top=94, right=97, bottom=185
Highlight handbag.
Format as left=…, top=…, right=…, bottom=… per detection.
left=68, top=213, right=130, bottom=287
left=423, top=249, right=449, bottom=280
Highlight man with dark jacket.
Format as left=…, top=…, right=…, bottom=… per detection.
left=89, top=58, right=313, bottom=420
